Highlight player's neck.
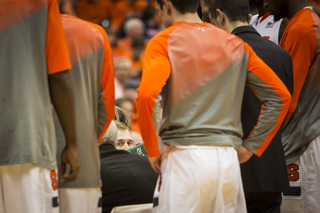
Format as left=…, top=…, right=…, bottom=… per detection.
left=174, top=12, right=203, bottom=24
left=229, top=21, right=249, bottom=33
left=287, top=1, right=310, bottom=20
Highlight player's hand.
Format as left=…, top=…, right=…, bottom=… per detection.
left=237, top=146, right=253, bottom=164
left=59, top=143, right=80, bottom=183
left=148, top=155, right=161, bottom=173
left=148, top=145, right=175, bottom=173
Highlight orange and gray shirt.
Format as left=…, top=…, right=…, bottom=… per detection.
left=54, top=14, right=115, bottom=188
left=137, top=21, right=291, bottom=157
left=0, top=0, right=71, bottom=169
left=281, top=7, right=320, bottom=164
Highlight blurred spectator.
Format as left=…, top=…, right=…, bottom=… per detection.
left=131, top=36, right=145, bottom=72
left=115, top=120, right=135, bottom=150
left=99, top=120, right=158, bottom=213
left=123, top=80, right=140, bottom=133
left=114, top=57, right=131, bottom=99
left=111, top=0, right=147, bottom=29
left=116, top=18, right=145, bottom=58
left=131, top=70, right=143, bottom=83
left=124, top=17, right=145, bottom=38
left=141, top=5, right=161, bottom=39
left=115, top=98, right=134, bottom=119
left=105, top=27, right=123, bottom=58
left=123, top=79, right=139, bottom=102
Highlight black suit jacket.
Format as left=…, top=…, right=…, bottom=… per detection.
left=232, top=26, right=293, bottom=192
left=99, top=144, right=158, bottom=213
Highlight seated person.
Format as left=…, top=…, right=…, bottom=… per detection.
left=115, top=120, right=136, bottom=150
left=123, top=80, right=140, bottom=133
left=99, top=121, right=158, bottom=213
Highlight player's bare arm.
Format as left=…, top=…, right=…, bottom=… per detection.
left=278, top=18, right=288, bottom=43
left=48, top=70, right=80, bottom=183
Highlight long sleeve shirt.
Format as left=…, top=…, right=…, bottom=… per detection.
left=137, top=21, right=291, bottom=157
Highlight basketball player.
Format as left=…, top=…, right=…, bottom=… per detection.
left=137, top=0, right=291, bottom=212
left=54, top=14, right=115, bottom=213
left=0, top=0, right=80, bottom=212
left=249, top=0, right=287, bottom=45
left=266, top=0, right=320, bottom=212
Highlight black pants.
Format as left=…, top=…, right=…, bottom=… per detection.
left=245, top=192, right=282, bottom=213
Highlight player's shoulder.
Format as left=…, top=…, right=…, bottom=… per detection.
left=61, top=14, right=98, bottom=31
left=62, top=14, right=104, bottom=40
left=150, top=23, right=179, bottom=42
left=146, top=23, right=180, bottom=52
left=287, top=9, right=317, bottom=34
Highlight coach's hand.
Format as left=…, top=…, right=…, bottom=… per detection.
left=148, top=145, right=175, bottom=173
left=237, top=146, right=253, bottom=164
left=60, top=143, right=80, bottom=183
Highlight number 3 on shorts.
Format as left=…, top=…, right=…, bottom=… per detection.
left=287, top=164, right=299, bottom=181
left=50, top=170, right=58, bottom=190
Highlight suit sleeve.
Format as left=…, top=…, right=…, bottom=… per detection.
left=137, top=37, right=171, bottom=157
left=281, top=24, right=317, bottom=120
left=243, top=43, right=291, bottom=156
left=95, top=26, right=115, bottom=142
left=46, top=0, right=71, bottom=74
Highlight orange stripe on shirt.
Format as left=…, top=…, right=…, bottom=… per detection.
left=244, top=43, right=291, bottom=156
left=137, top=24, right=177, bottom=157
left=46, top=0, right=71, bottom=74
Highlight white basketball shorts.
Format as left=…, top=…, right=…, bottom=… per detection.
left=152, top=145, right=247, bottom=213
left=59, top=188, right=102, bottom=213
left=281, top=135, right=320, bottom=213
left=0, top=163, right=59, bottom=213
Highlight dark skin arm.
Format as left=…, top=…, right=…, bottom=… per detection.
left=48, top=70, right=80, bottom=183
left=278, top=18, right=288, bottom=44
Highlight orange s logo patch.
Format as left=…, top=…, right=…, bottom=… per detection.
left=287, top=164, right=299, bottom=181
left=50, top=170, right=58, bottom=190
left=158, top=174, right=162, bottom=192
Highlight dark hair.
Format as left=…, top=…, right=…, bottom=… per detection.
left=142, top=5, right=157, bottom=20
left=209, top=0, right=249, bottom=23
left=156, top=0, right=199, bottom=14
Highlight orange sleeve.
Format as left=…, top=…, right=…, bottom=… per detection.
left=243, top=43, right=291, bottom=156
left=281, top=23, right=317, bottom=120
left=93, top=24, right=115, bottom=142
left=46, top=0, right=71, bottom=74
left=137, top=35, right=171, bottom=157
